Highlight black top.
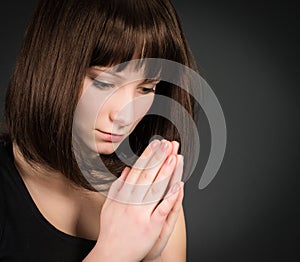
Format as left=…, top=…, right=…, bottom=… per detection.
left=0, top=140, right=96, bottom=261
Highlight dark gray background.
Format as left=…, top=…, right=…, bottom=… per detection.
left=0, top=1, right=299, bottom=261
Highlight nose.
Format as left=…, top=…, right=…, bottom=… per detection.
left=108, top=87, right=135, bottom=127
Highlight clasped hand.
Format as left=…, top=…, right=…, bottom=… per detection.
left=84, top=139, right=184, bottom=262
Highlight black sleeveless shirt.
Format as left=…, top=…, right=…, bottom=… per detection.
left=0, top=140, right=96, bottom=261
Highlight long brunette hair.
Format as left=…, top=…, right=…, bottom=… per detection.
left=4, top=0, right=198, bottom=191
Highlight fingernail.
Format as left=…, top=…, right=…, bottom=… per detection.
left=161, top=141, right=169, bottom=151
left=150, top=140, right=160, bottom=149
left=173, top=141, right=180, bottom=152
left=167, top=155, right=174, bottom=165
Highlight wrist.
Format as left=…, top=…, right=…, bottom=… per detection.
left=83, top=240, right=138, bottom=262
left=83, top=241, right=120, bottom=262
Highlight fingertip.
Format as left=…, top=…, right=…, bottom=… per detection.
left=176, top=154, right=184, bottom=168
left=149, top=139, right=161, bottom=150
left=120, top=166, right=130, bottom=180
left=154, top=140, right=171, bottom=158
left=171, top=141, right=180, bottom=154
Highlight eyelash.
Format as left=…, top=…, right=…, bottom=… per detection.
left=92, top=79, right=156, bottom=94
left=92, top=79, right=114, bottom=90
left=139, top=87, right=156, bottom=94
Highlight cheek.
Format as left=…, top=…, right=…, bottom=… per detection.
left=133, top=95, right=155, bottom=119
left=95, top=94, right=155, bottom=125
left=75, top=88, right=108, bottom=127
left=128, top=95, right=154, bottom=132
left=73, top=81, right=113, bottom=145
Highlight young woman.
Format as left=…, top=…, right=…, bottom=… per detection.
left=0, top=0, right=198, bottom=261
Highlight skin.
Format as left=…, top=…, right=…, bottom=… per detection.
left=13, top=65, right=186, bottom=261
left=74, top=65, right=159, bottom=155
left=83, top=140, right=185, bottom=262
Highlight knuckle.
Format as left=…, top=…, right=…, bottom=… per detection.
left=158, top=206, right=169, bottom=217
left=151, top=185, right=159, bottom=195
left=141, top=171, right=149, bottom=182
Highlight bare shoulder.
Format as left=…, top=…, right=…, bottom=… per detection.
left=161, top=205, right=186, bottom=262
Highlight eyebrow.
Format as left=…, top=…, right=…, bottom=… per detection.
left=140, top=79, right=160, bottom=84
left=93, top=67, right=124, bottom=80
left=91, top=67, right=160, bottom=84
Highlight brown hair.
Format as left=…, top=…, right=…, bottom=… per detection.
left=4, top=0, right=198, bottom=191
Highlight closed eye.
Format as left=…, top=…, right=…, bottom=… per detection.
left=138, top=86, right=156, bottom=94
left=92, top=79, right=115, bottom=90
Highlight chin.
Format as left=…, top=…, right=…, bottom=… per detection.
left=96, top=142, right=120, bottom=155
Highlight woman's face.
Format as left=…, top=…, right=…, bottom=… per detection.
left=73, top=63, right=159, bottom=155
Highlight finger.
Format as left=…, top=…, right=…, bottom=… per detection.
left=107, top=166, right=131, bottom=201
left=170, top=141, right=180, bottom=155
left=120, top=166, right=131, bottom=180
left=118, top=140, right=172, bottom=204
left=142, top=154, right=177, bottom=204
left=123, top=139, right=161, bottom=185
left=127, top=141, right=173, bottom=204
left=150, top=182, right=182, bottom=225
left=165, top=183, right=184, bottom=225
left=162, top=139, right=178, bottom=155
left=142, top=141, right=180, bottom=203
left=157, top=185, right=184, bottom=241
left=165, top=155, right=184, bottom=198
left=135, top=140, right=172, bottom=185
left=116, top=139, right=167, bottom=203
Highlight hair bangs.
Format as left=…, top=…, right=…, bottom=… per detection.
left=3, top=0, right=197, bottom=191
left=90, top=0, right=183, bottom=76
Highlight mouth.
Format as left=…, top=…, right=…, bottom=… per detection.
left=95, top=129, right=125, bottom=143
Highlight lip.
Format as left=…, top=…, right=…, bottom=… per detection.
left=95, top=129, right=125, bottom=142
